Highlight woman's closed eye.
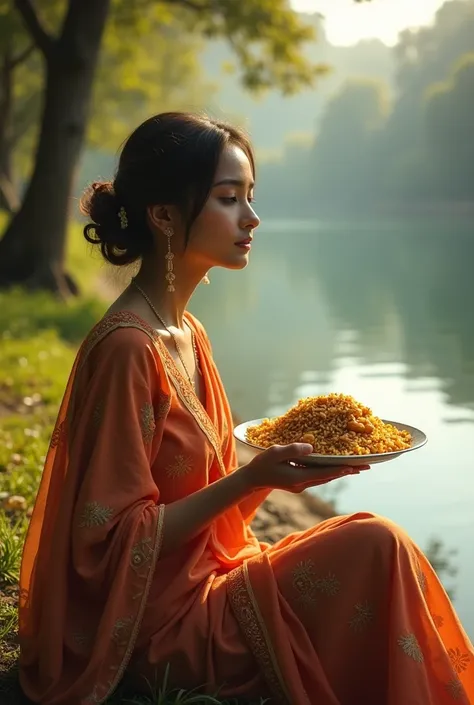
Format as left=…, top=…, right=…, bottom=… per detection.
left=219, top=195, right=255, bottom=205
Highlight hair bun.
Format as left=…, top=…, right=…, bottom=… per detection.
left=81, top=181, right=139, bottom=266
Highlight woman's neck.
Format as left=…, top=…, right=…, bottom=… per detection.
left=133, top=258, right=207, bottom=330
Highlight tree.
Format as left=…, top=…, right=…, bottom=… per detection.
left=425, top=53, right=474, bottom=200
left=310, top=78, right=390, bottom=212
left=0, top=0, right=322, bottom=296
left=0, top=1, right=40, bottom=212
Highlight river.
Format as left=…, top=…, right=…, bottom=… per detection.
left=189, top=218, right=474, bottom=639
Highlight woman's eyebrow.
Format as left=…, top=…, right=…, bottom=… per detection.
left=213, top=178, right=255, bottom=189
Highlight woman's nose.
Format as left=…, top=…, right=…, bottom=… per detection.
left=244, top=205, right=260, bottom=231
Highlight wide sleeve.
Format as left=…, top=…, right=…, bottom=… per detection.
left=19, top=326, right=172, bottom=705
left=69, top=327, right=169, bottom=586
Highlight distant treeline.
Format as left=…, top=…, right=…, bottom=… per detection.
left=257, top=0, right=474, bottom=217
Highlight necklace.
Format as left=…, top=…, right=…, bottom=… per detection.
left=131, top=278, right=198, bottom=390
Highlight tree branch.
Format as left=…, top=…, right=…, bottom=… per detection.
left=13, top=0, right=54, bottom=57
left=167, top=0, right=214, bottom=11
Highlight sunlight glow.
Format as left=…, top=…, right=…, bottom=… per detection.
left=291, top=0, right=446, bottom=46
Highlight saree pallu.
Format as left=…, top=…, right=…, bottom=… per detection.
left=18, top=311, right=473, bottom=704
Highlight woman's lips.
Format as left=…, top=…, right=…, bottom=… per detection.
left=235, top=238, right=252, bottom=250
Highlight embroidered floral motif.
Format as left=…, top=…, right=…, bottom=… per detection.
left=112, top=616, right=134, bottom=647
left=227, top=564, right=289, bottom=704
left=349, top=601, right=375, bottom=633
left=79, top=501, right=114, bottom=528
left=398, top=633, right=424, bottom=663
left=292, top=559, right=341, bottom=605
left=433, top=613, right=445, bottom=629
left=92, top=402, right=104, bottom=430
left=416, top=562, right=427, bottom=594
left=156, top=389, right=171, bottom=420
left=316, top=572, right=341, bottom=596
left=77, top=312, right=224, bottom=476
left=84, top=685, right=104, bottom=705
left=50, top=421, right=65, bottom=449
left=72, top=629, right=91, bottom=648
left=446, top=677, right=466, bottom=700
left=78, top=312, right=151, bottom=373
left=166, top=454, right=193, bottom=479
left=449, top=647, right=471, bottom=674
left=130, top=537, right=153, bottom=573
left=140, top=402, right=156, bottom=444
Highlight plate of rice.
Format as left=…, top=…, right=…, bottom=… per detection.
left=233, top=394, right=427, bottom=467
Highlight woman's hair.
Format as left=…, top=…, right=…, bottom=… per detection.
left=80, top=112, right=255, bottom=266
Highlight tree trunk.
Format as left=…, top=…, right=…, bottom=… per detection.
left=0, top=46, right=20, bottom=213
left=0, top=0, right=111, bottom=297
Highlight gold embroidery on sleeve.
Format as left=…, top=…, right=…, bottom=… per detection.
left=349, top=601, right=374, bottom=633
left=50, top=421, right=65, bottom=449
left=448, top=647, right=471, bottom=674
left=415, top=562, right=427, bottom=594
left=98, top=504, right=166, bottom=703
left=78, top=313, right=224, bottom=477
left=398, top=633, right=424, bottom=663
left=140, top=402, right=156, bottom=444
left=130, top=537, right=153, bottom=574
left=166, top=454, right=193, bottom=478
left=79, top=501, right=114, bottom=528
left=156, top=389, right=171, bottom=420
left=446, top=677, right=466, bottom=700
left=112, top=616, right=134, bottom=648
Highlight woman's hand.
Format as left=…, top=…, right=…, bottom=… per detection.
left=239, top=443, right=369, bottom=494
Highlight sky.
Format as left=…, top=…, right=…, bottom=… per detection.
left=291, top=0, right=447, bottom=46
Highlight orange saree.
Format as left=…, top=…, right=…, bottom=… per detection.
left=19, top=311, right=474, bottom=705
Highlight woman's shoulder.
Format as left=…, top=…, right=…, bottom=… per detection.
left=80, top=310, right=162, bottom=365
left=184, top=311, right=208, bottom=338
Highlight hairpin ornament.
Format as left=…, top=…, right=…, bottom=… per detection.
left=118, top=206, right=128, bottom=229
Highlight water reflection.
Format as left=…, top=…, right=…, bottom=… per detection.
left=190, top=221, right=474, bottom=637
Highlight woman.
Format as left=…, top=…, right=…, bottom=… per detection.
left=19, top=112, right=473, bottom=705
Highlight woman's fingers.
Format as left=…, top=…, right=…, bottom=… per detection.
left=263, top=443, right=314, bottom=463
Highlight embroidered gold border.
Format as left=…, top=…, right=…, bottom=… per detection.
left=227, top=563, right=290, bottom=704
left=76, top=312, right=225, bottom=476
left=99, top=503, right=165, bottom=703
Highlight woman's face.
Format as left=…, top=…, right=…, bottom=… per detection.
left=184, top=143, right=260, bottom=271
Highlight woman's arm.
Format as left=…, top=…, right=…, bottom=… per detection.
left=237, top=487, right=273, bottom=525
left=161, top=442, right=353, bottom=556
left=160, top=465, right=253, bottom=557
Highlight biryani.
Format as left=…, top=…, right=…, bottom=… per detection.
left=246, top=393, right=412, bottom=456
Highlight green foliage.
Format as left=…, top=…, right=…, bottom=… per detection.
left=0, top=514, right=27, bottom=586
left=0, top=289, right=104, bottom=342
left=424, top=53, right=474, bottom=198
left=1, top=0, right=323, bottom=212
left=256, top=0, right=474, bottom=217
left=183, top=0, right=322, bottom=95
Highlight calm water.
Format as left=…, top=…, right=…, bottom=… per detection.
left=190, top=220, right=474, bottom=639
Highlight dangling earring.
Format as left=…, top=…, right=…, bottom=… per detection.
left=165, top=227, right=175, bottom=292
left=202, top=273, right=210, bottom=285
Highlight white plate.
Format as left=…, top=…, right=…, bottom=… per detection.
left=233, top=418, right=427, bottom=467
